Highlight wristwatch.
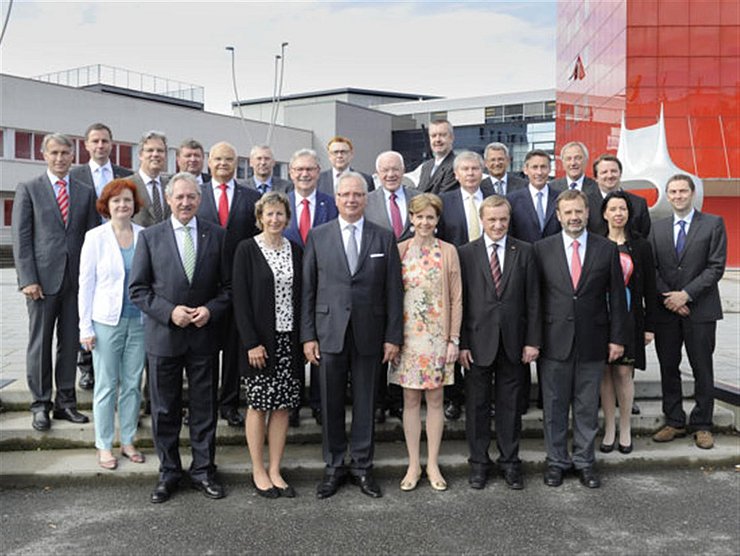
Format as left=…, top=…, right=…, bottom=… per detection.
left=449, top=337, right=459, bottom=346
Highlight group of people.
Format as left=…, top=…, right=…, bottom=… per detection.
left=11, top=119, right=727, bottom=504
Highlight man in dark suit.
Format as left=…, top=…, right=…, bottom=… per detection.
left=534, top=189, right=628, bottom=489
left=587, top=154, right=651, bottom=238
left=458, top=195, right=541, bottom=491
left=550, top=141, right=598, bottom=194
left=283, top=148, right=338, bottom=426
left=130, top=172, right=231, bottom=504
left=131, top=131, right=171, bottom=228
left=12, top=133, right=98, bottom=431
left=317, top=136, right=375, bottom=197
left=480, top=142, right=528, bottom=195
left=176, top=138, right=210, bottom=184
left=244, top=145, right=293, bottom=195
left=438, top=151, right=495, bottom=420
left=197, top=142, right=260, bottom=428
left=416, top=120, right=458, bottom=194
left=302, top=172, right=404, bottom=499
left=650, top=174, right=727, bottom=450
left=69, top=122, right=132, bottom=391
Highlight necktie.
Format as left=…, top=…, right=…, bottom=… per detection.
left=536, top=191, right=546, bottom=231
left=346, top=224, right=359, bottom=274
left=299, top=198, right=311, bottom=244
left=218, top=183, right=229, bottom=227
left=490, top=243, right=503, bottom=297
left=570, top=182, right=578, bottom=190
left=467, top=195, right=481, bottom=240
left=182, top=225, right=196, bottom=283
left=258, top=183, right=267, bottom=196
left=95, top=167, right=109, bottom=193
left=56, top=180, right=69, bottom=224
left=571, top=239, right=582, bottom=290
left=150, top=180, right=164, bottom=222
left=676, top=220, right=687, bottom=258
left=389, top=192, right=403, bottom=239
left=494, top=180, right=503, bottom=196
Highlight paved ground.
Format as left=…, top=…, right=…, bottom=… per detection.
left=1, top=467, right=738, bottom=555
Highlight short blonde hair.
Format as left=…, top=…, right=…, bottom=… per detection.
left=254, top=191, right=291, bottom=230
left=408, top=193, right=443, bottom=217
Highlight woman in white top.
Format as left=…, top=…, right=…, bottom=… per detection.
left=79, top=179, right=145, bottom=470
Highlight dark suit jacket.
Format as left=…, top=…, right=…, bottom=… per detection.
left=587, top=189, right=651, bottom=238
left=507, top=186, right=561, bottom=244
left=649, top=211, right=726, bottom=323
left=69, top=163, right=132, bottom=195
left=283, top=190, right=338, bottom=247
left=232, top=238, right=303, bottom=379
left=12, top=174, right=98, bottom=295
left=301, top=219, right=404, bottom=355
left=534, top=232, right=628, bottom=362
left=317, top=169, right=375, bottom=197
left=550, top=175, right=598, bottom=194
left=458, top=236, right=541, bottom=366
left=130, top=172, right=171, bottom=228
left=129, top=218, right=231, bottom=357
left=480, top=172, right=528, bottom=195
left=244, top=175, right=293, bottom=195
left=438, top=182, right=495, bottom=246
left=364, top=186, right=420, bottom=242
left=417, top=151, right=458, bottom=194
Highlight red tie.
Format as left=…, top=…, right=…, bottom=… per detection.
left=218, top=183, right=229, bottom=227
left=571, top=239, right=582, bottom=289
left=56, top=180, right=69, bottom=224
left=389, top=192, right=403, bottom=239
left=299, top=198, right=311, bottom=244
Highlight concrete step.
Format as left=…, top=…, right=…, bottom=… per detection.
left=1, top=435, right=738, bottom=488
left=1, top=400, right=734, bottom=451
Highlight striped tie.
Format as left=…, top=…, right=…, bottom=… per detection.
left=56, top=180, right=69, bottom=224
left=182, top=225, right=196, bottom=283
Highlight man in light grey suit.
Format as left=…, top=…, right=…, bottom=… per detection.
left=131, top=131, right=171, bottom=228
left=244, top=145, right=293, bottom=195
left=12, top=133, right=98, bottom=431
left=480, top=142, right=528, bottom=195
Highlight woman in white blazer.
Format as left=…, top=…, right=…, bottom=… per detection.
left=79, top=179, right=146, bottom=470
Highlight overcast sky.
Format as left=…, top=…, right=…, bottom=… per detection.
left=1, top=1, right=557, bottom=115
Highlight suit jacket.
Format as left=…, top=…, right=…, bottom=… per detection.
left=244, top=175, right=293, bottom=195
left=550, top=175, right=598, bottom=194
left=130, top=172, right=171, bottom=228
left=534, top=232, right=628, bottom=362
left=317, top=169, right=375, bottom=198
left=283, top=190, right=338, bottom=246
left=12, top=173, right=98, bottom=295
left=438, top=182, right=495, bottom=246
left=416, top=151, right=457, bottom=194
left=507, top=186, right=561, bottom=244
left=587, top=189, right=651, bottom=238
left=649, top=211, right=726, bottom=323
left=69, top=163, right=132, bottom=196
left=480, top=172, right=528, bottom=195
left=458, top=236, right=541, bottom=366
left=129, top=218, right=231, bottom=357
left=364, top=186, right=420, bottom=242
left=301, top=219, right=404, bottom=355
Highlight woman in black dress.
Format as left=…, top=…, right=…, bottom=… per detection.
left=233, top=192, right=303, bottom=498
left=599, top=191, right=658, bottom=454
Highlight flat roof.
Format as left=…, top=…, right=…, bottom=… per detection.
left=234, top=87, right=440, bottom=107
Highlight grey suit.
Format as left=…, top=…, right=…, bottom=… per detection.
left=317, top=169, right=375, bottom=198
left=244, top=175, right=293, bottom=195
left=130, top=172, right=171, bottom=228
left=550, top=175, right=598, bottom=194
left=481, top=172, right=528, bottom=195
left=69, top=163, right=132, bottom=197
left=364, top=186, right=420, bottom=242
left=416, top=151, right=457, bottom=194
left=12, top=173, right=98, bottom=412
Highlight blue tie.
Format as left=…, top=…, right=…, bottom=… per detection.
left=676, top=220, right=687, bottom=257
left=536, top=191, right=545, bottom=231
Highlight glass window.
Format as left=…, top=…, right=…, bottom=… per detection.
left=4, top=199, right=13, bottom=227
left=33, top=134, right=44, bottom=161
left=119, top=144, right=133, bottom=169
left=78, top=139, right=90, bottom=164
left=15, top=131, right=32, bottom=159
left=430, top=111, right=448, bottom=121
left=237, top=157, right=248, bottom=180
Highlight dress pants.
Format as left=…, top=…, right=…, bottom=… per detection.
left=218, top=310, right=242, bottom=416
left=298, top=362, right=321, bottom=412
left=465, top=347, right=524, bottom=468
left=319, top=326, right=380, bottom=476
left=654, top=318, right=716, bottom=431
left=92, top=318, right=145, bottom=449
left=540, top=352, right=603, bottom=470
left=148, top=352, right=218, bottom=482
left=376, top=363, right=402, bottom=412
left=25, top=270, right=79, bottom=413
left=443, top=364, right=465, bottom=406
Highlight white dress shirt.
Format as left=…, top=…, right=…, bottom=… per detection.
left=460, top=187, right=483, bottom=228
left=139, top=169, right=164, bottom=207
left=89, top=160, right=114, bottom=196
left=171, top=215, right=198, bottom=264
left=673, top=208, right=695, bottom=245
left=562, top=229, right=588, bottom=272
left=484, top=233, right=507, bottom=272
left=295, top=189, right=317, bottom=225
left=568, top=174, right=585, bottom=191
left=338, top=215, right=363, bottom=254
left=211, top=178, right=235, bottom=210
left=383, top=187, right=408, bottom=227
left=528, top=184, right=550, bottom=214
left=47, top=171, right=71, bottom=197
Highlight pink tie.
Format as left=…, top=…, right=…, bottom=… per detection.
left=218, top=184, right=229, bottom=227
left=571, top=239, right=582, bottom=289
left=56, top=180, right=69, bottom=224
left=299, top=198, right=311, bottom=244
left=389, top=193, right=403, bottom=239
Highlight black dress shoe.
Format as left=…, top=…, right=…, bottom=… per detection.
left=599, top=440, right=616, bottom=453
left=277, top=484, right=296, bottom=498
left=312, top=408, right=322, bottom=426
left=618, top=442, right=633, bottom=454
left=503, top=467, right=524, bottom=490
left=578, top=467, right=601, bottom=488
left=544, top=466, right=564, bottom=487
left=221, top=408, right=244, bottom=427
left=252, top=478, right=279, bottom=499
left=191, top=478, right=225, bottom=499
left=388, top=407, right=403, bottom=420
left=151, top=480, right=177, bottom=504
left=631, top=402, right=641, bottom=415
left=32, top=411, right=51, bottom=431
left=374, top=407, right=386, bottom=424
left=351, top=474, right=382, bottom=498
left=468, top=465, right=488, bottom=490
left=316, top=472, right=345, bottom=499
left=444, top=401, right=461, bottom=421
left=52, top=407, right=90, bottom=424
left=78, top=370, right=94, bottom=391
left=288, top=408, right=300, bottom=428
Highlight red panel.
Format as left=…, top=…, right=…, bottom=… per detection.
left=657, top=26, right=690, bottom=56
left=720, top=57, right=740, bottom=87
left=703, top=197, right=739, bottom=267
left=727, top=147, right=740, bottom=175
left=628, top=26, right=658, bottom=55
left=14, top=131, right=31, bottom=159
left=689, top=26, right=720, bottom=56
left=664, top=117, right=692, bottom=148
left=694, top=148, right=726, bottom=176
left=719, top=26, right=740, bottom=56
left=33, top=134, right=44, bottom=161
left=690, top=0, right=720, bottom=25
left=119, top=145, right=132, bottom=169
left=658, top=0, right=689, bottom=25
left=719, top=0, right=740, bottom=26
left=657, top=56, right=690, bottom=87
left=689, top=56, right=721, bottom=87
left=666, top=146, right=697, bottom=173
left=629, top=0, right=658, bottom=26
left=77, top=139, right=90, bottom=164
left=721, top=116, right=740, bottom=148
left=4, top=199, right=12, bottom=227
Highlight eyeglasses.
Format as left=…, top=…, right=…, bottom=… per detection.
left=336, top=191, right=366, bottom=199
left=291, top=166, right=319, bottom=173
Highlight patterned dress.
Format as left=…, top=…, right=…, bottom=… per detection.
left=242, top=236, right=301, bottom=411
left=389, top=239, right=454, bottom=389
